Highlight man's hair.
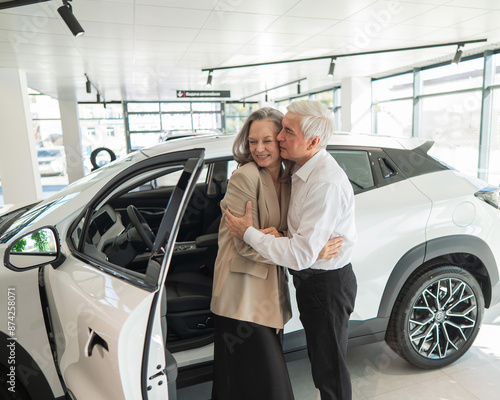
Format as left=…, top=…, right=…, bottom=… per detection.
left=287, top=100, right=335, bottom=150
left=232, top=107, right=284, bottom=164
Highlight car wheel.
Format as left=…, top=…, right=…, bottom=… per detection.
left=386, top=263, right=484, bottom=369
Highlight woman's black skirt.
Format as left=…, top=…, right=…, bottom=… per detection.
left=211, top=314, right=295, bottom=400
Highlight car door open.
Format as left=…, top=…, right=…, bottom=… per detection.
left=36, top=150, right=204, bottom=400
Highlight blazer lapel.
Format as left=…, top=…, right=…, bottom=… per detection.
left=260, top=168, right=281, bottom=229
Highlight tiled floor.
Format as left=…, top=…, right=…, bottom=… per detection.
left=178, top=301, right=500, bottom=399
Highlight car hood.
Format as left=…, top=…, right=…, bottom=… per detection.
left=0, top=150, right=149, bottom=245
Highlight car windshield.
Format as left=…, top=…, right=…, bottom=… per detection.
left=0, top=151, right=144, bottom=243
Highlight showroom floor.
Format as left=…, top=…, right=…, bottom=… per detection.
left=178, top=301, right=500, bottom=399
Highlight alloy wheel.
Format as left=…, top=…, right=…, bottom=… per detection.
left=408, top=277, right=478, bottom=359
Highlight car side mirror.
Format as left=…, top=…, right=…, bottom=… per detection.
left=5, top=227, right=61, bottom=271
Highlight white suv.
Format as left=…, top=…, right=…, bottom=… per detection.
left=1, top=134, right=499, bottom=400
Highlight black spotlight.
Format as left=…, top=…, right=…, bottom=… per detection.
left=85, top=74, right=91, bottom=93
left=328, top=58, right=336, bottom=77
left=58, top=0, right=85, bottom=37
left=206, top=70, right=213, bottom=88
left=452, top=44, right=463, bottom=65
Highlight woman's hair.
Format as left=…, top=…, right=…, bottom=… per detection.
left=287, top=100, right=335, bottom=150
left=232, top=107, right=293, bottom=181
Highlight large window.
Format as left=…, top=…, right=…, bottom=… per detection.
left=421, top=91, right=482, bottom=178
left=372, top=74, right=413, bottom=137
left=225, top=103, right=257, bottom=134
left=419, top=59, right=484, bottom=178
left=490, top=90, right=500, bottom=185
left=421, top=58, right=484, bottom=95
left=311, top=89, right=341, bottom=131
left=126, top=101, right=224, bottom=151
left=78, top=103, right=126, bottom=175
left=29, top=90, right=67, bottom=189
left=371, top=52, right=500, bottom=184
left=276, top=88, right=341, bottom=130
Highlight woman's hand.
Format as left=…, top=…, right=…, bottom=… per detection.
left=318, top=236, right=343, bottom=259
left=259, top=227, right=283, bottom=238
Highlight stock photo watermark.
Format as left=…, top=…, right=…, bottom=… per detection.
left=340, top=2, right=403, bottom=54
left=6, top=287, right=17, bottom=393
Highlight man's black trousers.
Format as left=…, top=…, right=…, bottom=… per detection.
left=292, top=264, right=357, bottom=400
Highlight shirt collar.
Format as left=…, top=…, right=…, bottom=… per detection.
left=292, top=149, right=327, bottom=182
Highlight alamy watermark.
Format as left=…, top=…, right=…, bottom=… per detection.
left=6, top=287, right=17, bottom=393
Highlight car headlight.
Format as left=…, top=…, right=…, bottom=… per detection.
left=474, top=186, right=500, bottom=209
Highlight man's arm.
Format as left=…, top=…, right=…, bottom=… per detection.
left=226, top=180, right=348, bottom=270
left=225, top=200, right=253, bottom=240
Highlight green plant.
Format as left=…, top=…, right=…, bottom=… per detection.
left=31, top=230, right=50, bottom=252
left=11, top=238, right=27, bottom=253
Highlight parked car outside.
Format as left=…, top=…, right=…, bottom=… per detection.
left=1, top=133, right=499, bottom=400
left=37, top=147, right=66, bottom=176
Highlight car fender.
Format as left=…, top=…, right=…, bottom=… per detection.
left=378, top=234, right=498, bottom=320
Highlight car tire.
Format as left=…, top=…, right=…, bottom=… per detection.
left=0, top=371, right=30, bottom=400
left=386, top=263, right=484, bottom=369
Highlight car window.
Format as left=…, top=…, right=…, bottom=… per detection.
left=153, top=165, right=208, bottom=188
left=70, top=162, right=195, bottom=281
left=327, top=150, right=375, bottom=194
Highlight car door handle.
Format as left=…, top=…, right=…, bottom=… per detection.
left=84, top=328, right=109, bottom=357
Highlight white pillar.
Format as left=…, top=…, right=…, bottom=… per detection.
left=341, top=77, right=372, bottom=133
left=59, top=99, right=84, bottom=183
left=0, top=68, right=43, bottom=204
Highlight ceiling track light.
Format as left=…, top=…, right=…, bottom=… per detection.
left=96, top=93, right=101, bottom=103
left=206, top=70, right=213, bottom=88
left=58, top=0, right=84, bottom=37
left=452, top=44, right=464, bottom=65
left=328, top=57, right=336, bottom=78
left=203, top=39, right=486, bottom=74
left=297, top=82, right=301, bottom=95
left=265, top=92, right=268, bottom=102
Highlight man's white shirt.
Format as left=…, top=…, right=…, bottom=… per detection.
left=243, top=148, right=357, bottom=271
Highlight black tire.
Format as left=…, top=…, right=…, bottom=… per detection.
left=386, top=263, right=484, bottom=369
left=0, top=371, right=30, bottom=400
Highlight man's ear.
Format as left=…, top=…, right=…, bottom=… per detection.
left=308, top=136, right=321, bottom=150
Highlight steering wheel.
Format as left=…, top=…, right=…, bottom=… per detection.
left=127, top=205, right=155, bottom=250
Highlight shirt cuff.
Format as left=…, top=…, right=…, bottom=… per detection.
left=243, top=226, right=262, bottom=246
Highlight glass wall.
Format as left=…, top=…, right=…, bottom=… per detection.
left=29, top=90, right=67, bottom=187
left=225, top=103, right=258, bottom=134
left=421, top=91, right=482, bottom=178
left=276, top=88, right=341, bottom=130
left=489, top=89, right=500, bottom=185
left=421, top=58, right=484, bottom=95
left=420, top=58, right=484, bottom=178
left=78, top=103, right=126, bottom=174
left=126, top=101, right=224, bottom=151
left=371, top=52, right=500, bottom=185
left=489, top=53, right=500, bottom=185
left=372, top=73, right=413, bottom=137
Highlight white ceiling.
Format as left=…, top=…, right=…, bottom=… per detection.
left=1, top=0, right=500, bottom=103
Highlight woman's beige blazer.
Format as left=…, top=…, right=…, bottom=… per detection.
left=210, top=162, right=292, bottom=330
